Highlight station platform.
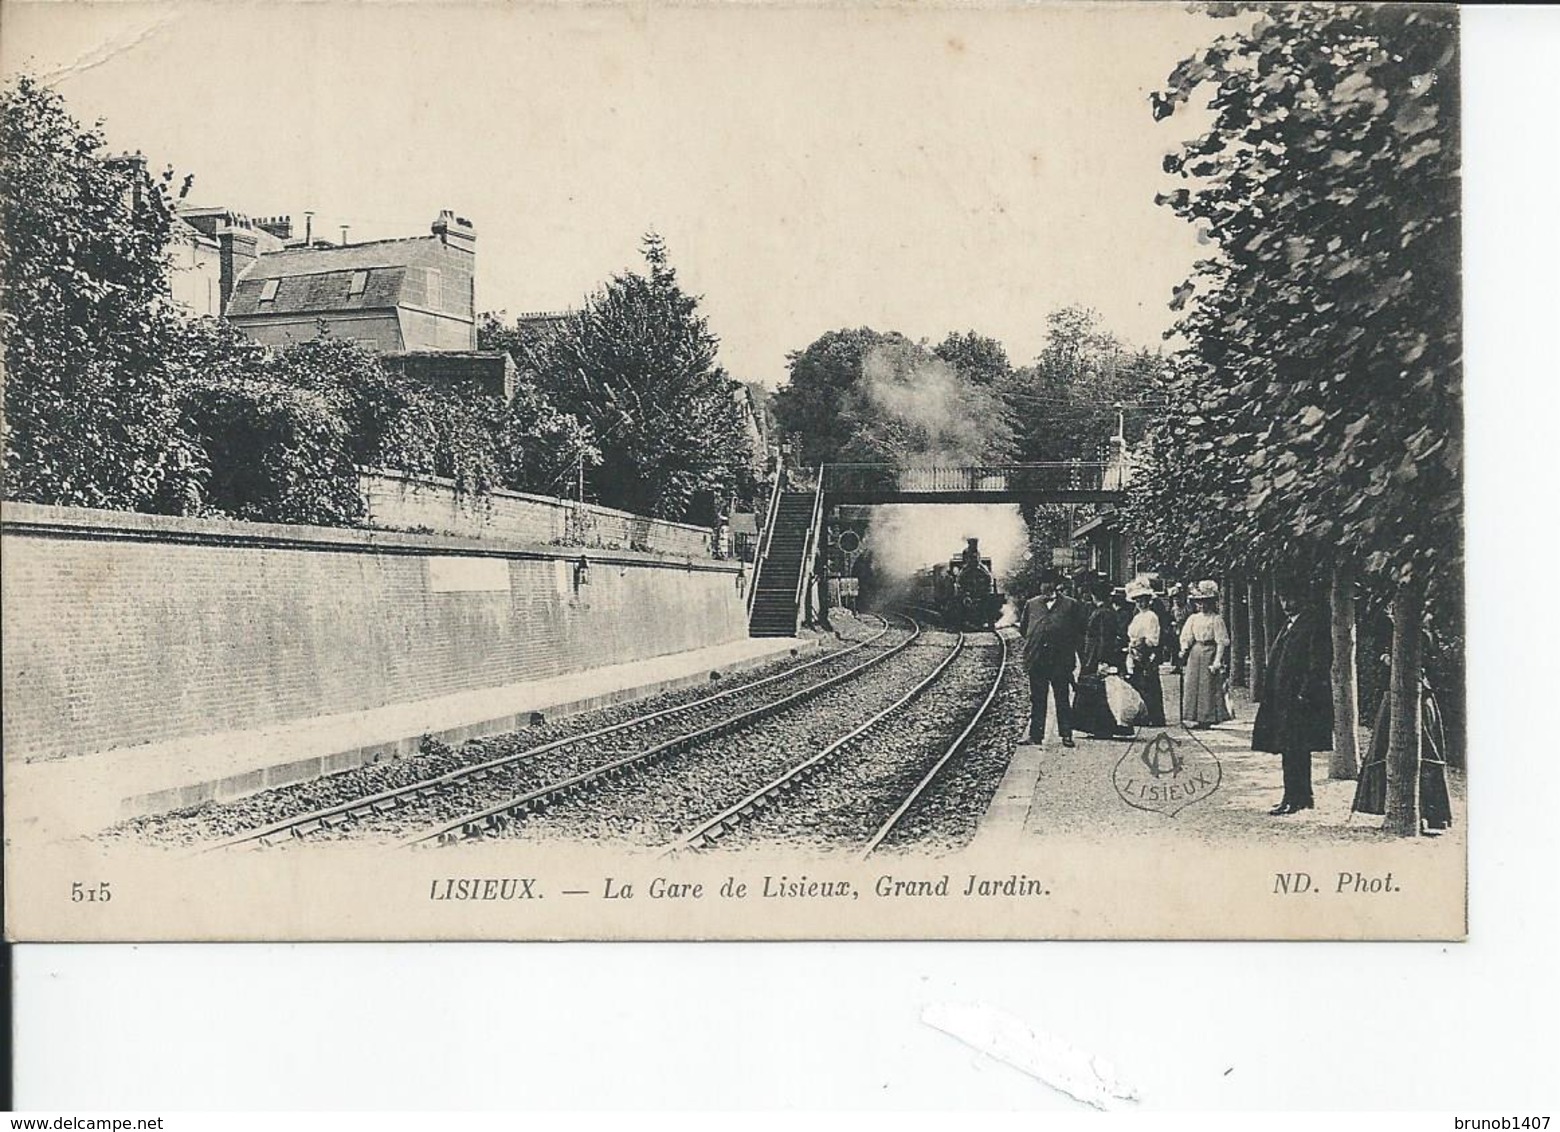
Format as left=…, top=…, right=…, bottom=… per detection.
left=972, top=674, right=1467, bottom=846
left=8, top=634, right=816, bottom=842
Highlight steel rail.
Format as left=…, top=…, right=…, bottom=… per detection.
left=660, top=619, right=970, bottom=855
left=856, top=627, right=1011, bottom=858
left=204, top=613, right=894, bottom=851
left=401, top=612, right=924, bottom=848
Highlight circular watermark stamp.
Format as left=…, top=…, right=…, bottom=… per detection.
left=1111, top=728, right=1222, bottom=816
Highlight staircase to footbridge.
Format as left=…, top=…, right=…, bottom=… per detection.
left=746, top=462, right=1128, bottom=636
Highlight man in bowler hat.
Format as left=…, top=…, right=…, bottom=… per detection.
left=1252, top=581, right=1334, bottom=814
left=1019, top=572, right=1089, bottom=747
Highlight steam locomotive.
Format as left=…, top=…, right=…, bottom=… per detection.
left=912, top=538, right=1005, bottom=630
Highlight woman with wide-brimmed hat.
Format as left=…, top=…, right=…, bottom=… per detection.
left=1125, top=576, right=1167, bottom=727
left=1178, top=579, right=1234, bottom=728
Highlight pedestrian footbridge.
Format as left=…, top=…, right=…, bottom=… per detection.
left=746, top=460, right=1130, bottom=635
left=819, top=462, right=1128, bottom=505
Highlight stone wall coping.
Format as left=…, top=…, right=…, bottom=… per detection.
left=0, top=500, right=739, bottom=574
left=359, top=466, right=715, bottom=536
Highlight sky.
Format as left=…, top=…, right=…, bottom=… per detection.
left=2, top=1, right=1214, bottom=387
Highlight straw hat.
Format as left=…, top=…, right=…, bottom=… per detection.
left=1124, top=577, right=1153, bottom=601
left=1190, top=579, right=1220, bottom=601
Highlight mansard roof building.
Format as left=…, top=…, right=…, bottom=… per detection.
left=221, top=211, right=477, bottom=353
left=170, top=206, right=512, bottom=396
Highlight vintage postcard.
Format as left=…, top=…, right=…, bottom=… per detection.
left=1, top=1, right=1465, bottom=942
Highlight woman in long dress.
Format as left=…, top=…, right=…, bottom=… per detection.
left=1074, top=579, right=1132, bottom=738
left=1125, top=577, right=1167, bottom=727
left=1178, top=579, right=1234, bottom=727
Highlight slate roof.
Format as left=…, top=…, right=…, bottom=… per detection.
left=228, top=267, right=407, bottom=317
left=226, top=236, right=455, bottom=318
left=236, top=236, right=441, bottom=280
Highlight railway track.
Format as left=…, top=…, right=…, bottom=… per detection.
left=661, top=626, right=1010, bottom=857
left=400, top=612, right=930, bottom=847
left=872, top=628, right=1024, bottom=852
left=189, top=613, right=900, bottom=850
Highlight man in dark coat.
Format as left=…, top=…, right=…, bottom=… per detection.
left=1019, top=574, right=1089, bottom=747
left=1252, top=585, right=1334, bottom=814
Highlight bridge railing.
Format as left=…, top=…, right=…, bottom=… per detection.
left=819, top=462, right=1121, bottom=496
left=745, top=464, right=786, bottom=620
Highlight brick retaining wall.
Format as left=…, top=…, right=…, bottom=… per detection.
left=2, top=502, right=748, bottom=763
left=359, top=468, right=716, bottom=558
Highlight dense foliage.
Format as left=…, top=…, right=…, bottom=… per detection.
left=483, top=235, right=756, bottom=523
left=933, top=331, right=1012, bottom=388
left=275, top=334, right=504, bottom=497
left=0, top=76, right=205, bottom=511
left=772, top=327, right=1016, bottom=467
left=773, top=311, right=1158, bottom=475
left=1123, top=4, right=1462, bottom=833
left=496, top=382, right=601, bottom=498
left=1, top=77, right=512, bottom=526
left=181, top=372, right=365, bottom=526
left=171, top=325, right=504, bottom=523
left=1124, top=4, right=1461, bottom=596
left=1001, top=307, right=1163, bottom=465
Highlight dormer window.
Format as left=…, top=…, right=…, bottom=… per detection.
left=349, top=270, right=368, bottom=297
left=258, top=278, right=280, bottom=303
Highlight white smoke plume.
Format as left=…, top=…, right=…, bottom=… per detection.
left=843, top=342, right=1028, bottom=605
left=849, top=344, right=1007, bottom=467
left=866, top=502, right=1030, bottom=584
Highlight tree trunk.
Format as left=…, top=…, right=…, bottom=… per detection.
left=1329, top=563, right=1360, bottom=780
left=1265, top=576, right=1282, bottom=657
left=1247, top=575, right=1267, bottom=700
left=1229, top=573, right=1249, bottom=688
left=1384, top=578, right=1425, bottom=837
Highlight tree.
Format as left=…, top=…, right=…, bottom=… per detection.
left=773, top=327, right=1015, bottom=467
left=1330, top=564, right=1362, bottom=779
left=498, top=234, right=753, bottom=523
left=933, top=331, right=1012, bottom=387
left=1120, top=356, right=1250, bottom=576
left=840, top=335, right=1014, bottom=465
left=181, top=372, right=365, bottom=526
left=1141, top=4, right=1461, bottom=833
left=274, top=333, right=504, bottom=497
left=478, top=312, right=597, bottom=496
left=0, top=76, right=204, bottom=511
left=170, top=321, right=506, bottom=524
left=498, top=383, right=600, bottom=497
left=1001, top=307, right=1161, bottom=465
left=772, top=327, right=908, bottom=467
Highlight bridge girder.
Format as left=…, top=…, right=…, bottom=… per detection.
left=825, top=490, right=1125, bottom=506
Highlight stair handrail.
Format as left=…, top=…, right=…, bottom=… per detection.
left=745, top=464, right=786, bottom=620
left=793, top=465, right=827, bottom=633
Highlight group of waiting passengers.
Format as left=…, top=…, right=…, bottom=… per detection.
left=1070, top=573, right=1234, bottom=739
left=1018, top=570, right=1233, bottom=749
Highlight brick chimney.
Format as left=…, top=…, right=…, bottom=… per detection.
left=431, top=209, right=476, bottom=256
left=218, top=222, right=259, bottom=312
left=255, top=215, right=293, bottom=241
left=103, top=151, right=150, bottom=212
